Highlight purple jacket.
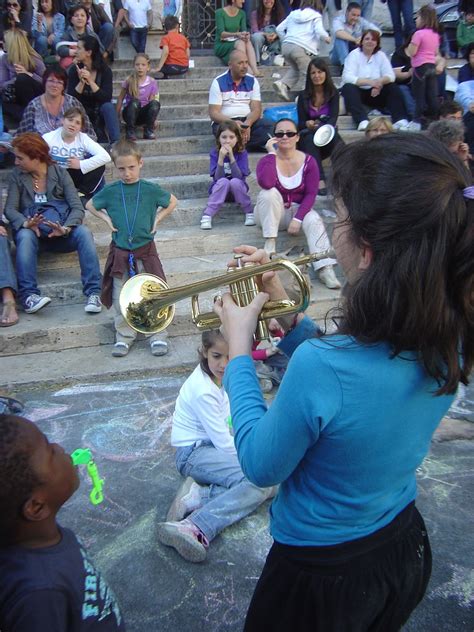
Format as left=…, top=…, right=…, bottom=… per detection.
left=209, top=148, right=250, bottom=194
left=256, top=153, right=319, bottom=221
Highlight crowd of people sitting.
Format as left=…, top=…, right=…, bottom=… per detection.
left=0, top=0, right=473, bottom=331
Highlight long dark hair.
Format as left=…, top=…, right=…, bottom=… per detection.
left=256, top=0, right=284, bottom=29
left=303, top=57, right=337, bottom=103
left=331, top=134, right=474, bottom=395
left=80, top=34, right=105, bottom=71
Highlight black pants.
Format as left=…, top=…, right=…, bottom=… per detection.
left=2, top=73, right=43, bottom=123
left=411, top=63, right=439, bottom=122
left=297, top=129, right=344, bottom=181
left=122, top=99, right=160, bottom=131
left=341, top=82, right=407, bottom=126
left=161, top=63, right=188, bottom=77
left=244, top=503, right=432, bottom=632
left=67, top=165, right=105, bottom=197
left=464, top=111, right=474, bottom=155
left=211, top=117, right=273, bottom=152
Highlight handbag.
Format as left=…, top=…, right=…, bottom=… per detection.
left=25, top=200, right=71, bottom=237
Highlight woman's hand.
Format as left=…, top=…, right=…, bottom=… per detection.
left=78, top=67, right=91, bottom=84
left=0, top=225, right=8, bottom=237
left=265, top=136, right=278, bottom=154
left=214, top=290, right=269, bottom=359
left=287, top=219, right=301, bottom=235
left=13, top=63, right=31, bottom=76
left=67, top=157, right=81, bottom=169
left=42, top=220, right=69, bottom=238
left=306, top=120, right=317, bottom=130
left=219, top=145, right=230, bottom=159
left=47, top=33, right=55, bottom=45
left=239, top=31, right=250, bottom=42
left=23, top=214, right=44, bottom=237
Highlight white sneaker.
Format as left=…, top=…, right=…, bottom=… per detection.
left=318, top=266, right=341, bottom=290
left=166, top=477, right=203, bottom=522
left=273, top=80, right=290, bottom=101
left=392, top=119, right=410, bottom=131
left=200, top=216, right=212, bottom=230
left=84, top=294, right=102, bottom=313
left=156, top=519, right=209, bottom=563
left=264, top=238, right=276, bottom=257
left=357, top=120, right=369, bottom=132
left=244, top=212, right=256, bottom=226
left=406, top=121, right=422, bottom=132
left=368, top=109, right=382, bottom=116
left=150, top=340, right=169, bottom=356
left=273, top=54, right=285, bottom=66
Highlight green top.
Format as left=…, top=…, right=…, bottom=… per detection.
left=92, top=179, right=171, bottom=251
left=214, top=8, right=247, bottom=64
left=457, top=20, right=474, bottom=48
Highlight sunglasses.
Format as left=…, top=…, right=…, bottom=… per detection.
left=7, top=3, right=19, bottom=7
left=274, top=131, right=298, bottom=138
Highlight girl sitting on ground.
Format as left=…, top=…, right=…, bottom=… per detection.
left=116, top=53, right=160, bottom=141
left=200, top=120, right=254, bottom=230
left=156, top=329, right=275, bottom=563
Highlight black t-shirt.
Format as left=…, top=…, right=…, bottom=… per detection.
left=0, top=527, right=125, bottom=632
left=391, top=46, right=411, bottom=85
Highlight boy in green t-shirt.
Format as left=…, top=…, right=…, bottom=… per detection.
left=86, top=140, right=177, bottom=357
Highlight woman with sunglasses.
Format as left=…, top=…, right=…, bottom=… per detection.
left=297, top=57, right=344, bottom=197
left=253, top=117, right=340, bottom=289
left=0, top=0, right=32, bottom=41
left=215, top=132, right=473, bottom=631
left=17, top=65, right=96, bottom=138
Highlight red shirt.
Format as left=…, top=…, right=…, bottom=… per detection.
left=160, top=31, right=190, bottom=67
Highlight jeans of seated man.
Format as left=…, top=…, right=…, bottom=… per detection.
left=330, top=37, right=357, bottom=66
left=14, top=225, right=101, bottom=304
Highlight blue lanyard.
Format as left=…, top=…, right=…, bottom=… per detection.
left=121, top=180, right=141, bottom=248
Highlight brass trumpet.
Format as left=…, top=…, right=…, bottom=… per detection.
left=119, top=249, right=335, bottom=339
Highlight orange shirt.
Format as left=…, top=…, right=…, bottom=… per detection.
left=160, top=31, right=190, bottom=67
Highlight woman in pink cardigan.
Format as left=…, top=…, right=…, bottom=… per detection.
left=254, top=117, right=340, bottom=289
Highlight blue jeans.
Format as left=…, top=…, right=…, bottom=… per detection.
left=387, top=0, right=415, bottom=48
left=360, top=0, right=374, bottom=20
left=331, top=38, right=355, bottom=66
left=14, top=225, right=101, bottom=304
left=398, top=83, right=416, bottom=120
left=100, top=102, right=121, bottom=142
left=175, top=441, right=273, bottom=541
left=130, top=27, right=147, bottom=53
left=0, top=235, right=17, bottom=292
left=33, top=33, right=50, bottom=56
left=98, top=22, right=114, bottom=51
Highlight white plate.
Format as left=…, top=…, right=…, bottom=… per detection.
left=313, top=124, right=335, bottom=147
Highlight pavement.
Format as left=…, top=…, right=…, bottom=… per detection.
left=14, top=375, right=474, bottom=632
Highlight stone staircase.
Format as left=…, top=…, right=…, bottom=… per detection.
left=1, top=54, right=361, bottom=391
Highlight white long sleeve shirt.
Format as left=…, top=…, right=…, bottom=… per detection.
left=341, top=48, right=395, bottom=89
left=276, top=8, right=329, bottom=57
left=43, top=129, right=111, bottom=174
left=171, top=365, right=235, bottom=454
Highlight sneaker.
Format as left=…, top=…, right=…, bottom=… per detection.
left=368, top=109, right=383, bottom=116
left=200, top=215, right=212, bottom=230
left=392, top=119, right=410, bottom=131
left=112, top=342, right=129, bottom=357
left=264, top=237, right=276, bottom=257
left=156, top=518, right=209, bottom=563
left=357, top=120, right=369, bottom=132
left=406, top=121, right=422, bottom=132
left=23, top=294, right=51, bottom=314
left=150, top=340, right=168, bottom=356
left=244, top=212, right=256, bottom=226
left=125, top=128, right=137, bottom=141
left=85, top=294, right=102, bottom=314
left=273, top=80, right=290, bottom=102
left=166, top=477, right=203, bottom=522
left=318, top=266, right=341, bottom=290
left=143, top=128, right=156, bottom=140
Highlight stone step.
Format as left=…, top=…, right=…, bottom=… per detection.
left=0, top=278, right=340, bottom=357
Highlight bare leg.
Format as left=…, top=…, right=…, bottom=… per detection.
left=0, top=287, right=18, bottom=326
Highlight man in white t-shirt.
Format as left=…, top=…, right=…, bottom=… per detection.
left=122, top=0, right=152, bottom=53
left=208, top=49, right=272, bottom=152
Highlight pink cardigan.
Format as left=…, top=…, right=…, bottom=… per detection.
left=256, top=153, right=320, bottom=221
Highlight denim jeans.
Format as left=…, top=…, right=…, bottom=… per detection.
left=33, top=33, right=50, bottom=56
left=331, top=38, right=354, bottom=66
left=360, top=0, right=374, bottom=20
left=387, top=0, right=415, bottom=48
left=99, top=102, right=121, bottom=142
left=98, top=22, right=114, bottom=51
left=0, top=235, right=17, bottom=292
left=175, top=441, right=273, bottom=541
left=130, top=27, right=148, bottom=53
left=14, top=225, right=101, bottom=304
left=398, top=83, right=416, bottom=120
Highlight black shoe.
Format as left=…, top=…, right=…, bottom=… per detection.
left=143, top=128, right=156, bottom=140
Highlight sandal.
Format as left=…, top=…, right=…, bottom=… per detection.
left=0, top=299, right=19, bottom=327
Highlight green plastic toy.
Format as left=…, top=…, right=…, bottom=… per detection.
left=71, top=448, right=104, bottom=505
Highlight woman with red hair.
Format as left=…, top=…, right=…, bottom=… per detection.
left=341, top=30, right=410, bottom=131
left=4, top=132, right=102, bottom=315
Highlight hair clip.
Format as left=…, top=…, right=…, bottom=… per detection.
left=462, top=186, right=474, bottom=200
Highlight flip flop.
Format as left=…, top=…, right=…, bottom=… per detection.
left=0, top=300, right=19, bottom=327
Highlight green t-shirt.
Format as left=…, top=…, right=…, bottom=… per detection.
left=92, top=180, right=171, bottom=251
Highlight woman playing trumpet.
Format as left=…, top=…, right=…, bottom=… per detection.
left=214, top=133, right=474, bottom=631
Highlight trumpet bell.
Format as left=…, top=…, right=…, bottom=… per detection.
left=119, top=273, right=175, bottom=334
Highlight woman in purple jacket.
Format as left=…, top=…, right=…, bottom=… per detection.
left=201, top=120, right=254, bottom=230
left=254, top=117, right=340, bottom=289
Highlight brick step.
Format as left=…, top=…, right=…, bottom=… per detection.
left=0, top=276, right=341, bottom=356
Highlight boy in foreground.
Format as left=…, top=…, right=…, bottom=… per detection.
left=86, top=139, right=177, bottom=357
left=0, top=414, right=125, bottom=631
